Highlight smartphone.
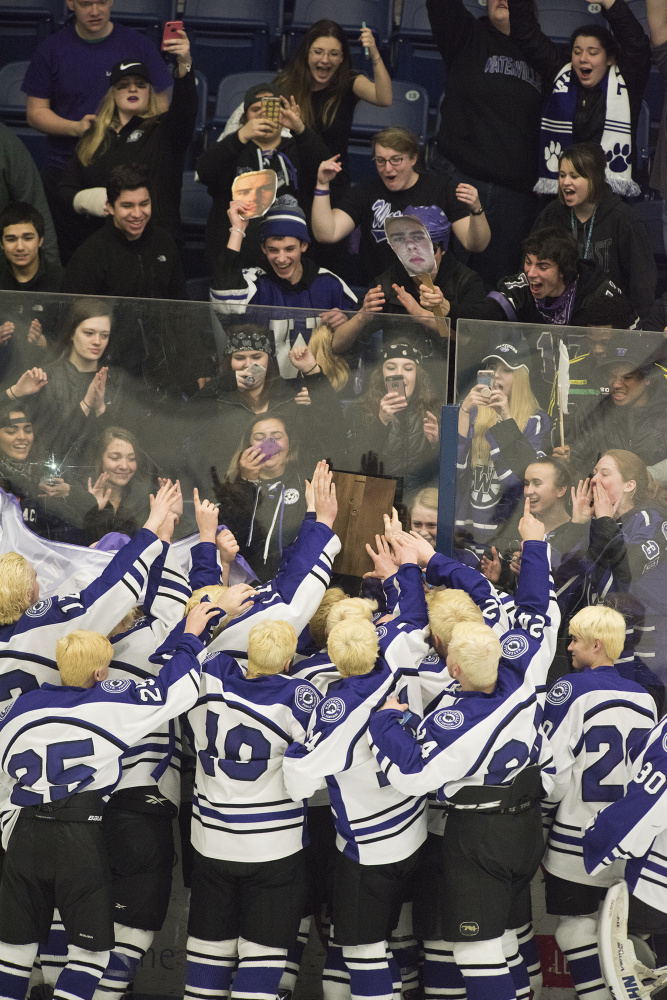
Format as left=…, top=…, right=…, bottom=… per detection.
left=257, top=437, right=282, bottom=461
left=384, top=374, right=406, bottom=397
left=161, top=20, right=183, bottom=49
left=260, top=96, right=281, bottom=133
left=240, top=362, right=266, bottom=386
left=477, top=369, right=495, bottom=389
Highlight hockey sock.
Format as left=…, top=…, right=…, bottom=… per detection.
left=53, top=946, right=110, bottom=1000
left=387, top=947, right=401, bottom=998
left=184, top=935, right=236, bottom=1000
left=452, top=937, right=516, bottom=1000
left=515, top=921, right=543, bottom=1000
left=231, top=938, right=287, bottom=1000
left=502, top=930, right=530, bottom=1000
left=38, top=910, right=67, bottom=987
left=555, top=914, right=610, bottom=1000
left=422, top=940, right=466, bottom=1000
left=388, top=903, right=419, bottom=994
left=321, top=938, right=350, bottom=1000
left=279, top=916, right=311, bottom=993
left=93, top=925, right=153, bottom=1000
left=0, top=940, right=38, bottom=999
left=343, top=941, right=393, bottom=1000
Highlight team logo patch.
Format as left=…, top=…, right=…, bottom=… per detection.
left=642, top=540, right=660, bottom=560
left=433, top=708, right=464, bottom=730
left=25, top=599, right=52, bottom=618
left=283, top=489, right=300, bottom=505
left=295, top=684, right=320, bottom=713
left=202, top=651, right=219, bottom=663
left=101, top=678, right=131, bottom=695
left=501, top=634, right=529, bottom=659
left=320, top=697, right=345, bottom=723
left=376, top=625, right=388, bottom=639
left=662, top=731, right=667, bottom=754
left=459, top=921, right=479, bottom=937
left=547, top=679, right=572, bottom=706
left=126, top=129, right=142, bottom=143
left=422, top=653, right=440, bottom=664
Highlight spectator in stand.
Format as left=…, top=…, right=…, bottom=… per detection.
left=0, top=204, right=63, bottom=387
left=83, top=426, right=156, bottom=543
left=532, top=143, right=656, bottom=321
left=508, top=0, right=650, bottom=197
left=22, top=0, right=173, bottom=261
left=57, top=35, right=197, bottom=255
left=311, top=128, right=491, bottom=284
left=210, top=203, right=357, bottom=378
left=456, top=340, right=550, bottom=546
left=552, top=333, right=667, bottom=477
left=448, top=228, right=633, bottom=329
left=197, top=85, right=330, bottom=269
left=426, top=0, right=543, bottom=287
left=221, top=20, right=393, bottom=201
left=0, top=125, right=60, bottom=265
left=345, top=339, right=443, bottom=500
left=332, top=205, right=484, bottom=358
left=646, top=0, right=667, bottom=257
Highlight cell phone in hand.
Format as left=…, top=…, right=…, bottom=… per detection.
left=257, top=437, right=282, bottom=461
left=384, top=374, right=406, bottom=397
left=260, top=96, right=281, bottom=133
left=477, top=369, right=495, bottom=389
left=162, top=20, right=183, bottom=50
left=240, top=362, right=266, bottom=386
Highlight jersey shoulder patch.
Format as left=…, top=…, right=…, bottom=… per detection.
left=501, top=633, right=529, bottom=659
left=294, top=684, right=320, bottom=713
left=101, top=678, right=132, bottom=695
left=320, top=696, right=346, bottom=723
left=546, top=678, right=573, bottom=706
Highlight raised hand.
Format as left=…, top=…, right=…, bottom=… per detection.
left=38, top=478, right=70, bottom=499
left=144, top=481, right=181, bottom=534
left=11, top=367, right=47, bottom=398
left=391, top=283, right=422, bottom=316
left=27, top=319, right=47, bottom=348
left=383, top=506, right=402, bottom=535
left=216, top=528, right=239, bottom=564
left=486, top=387, right=511, bottom=420
left=313, top=461, right=337, bottom=527
left=82, top=366, right=108, bottom=416
left=387, top=531, right=421, bottom=567
left=289, top=344, right=318, bottom=372
left=183, top=601, right=222, bottom=636
left=162, top=27, right=191, bottom=62
left=456, top=183, right=483, bottom=213
left=238, top=445, right=265, bottom=482
left=592, top=481, right=615, bottom=519
left=294, top=386, right=311, bottom=406
left=88, top=473, right=112, bottom=510
left=0, top=322, right=13, bottom=347
left=364, top=534, right=397, bottom=580
left=318, top=308, right=348, bottom=329
left=407, top=529, right=436, bottom=568
left=518, top=495, right=546, bottom=542
left=218, top=583, right=257, bottom=619
left=361, top=285, right=385, bottom=313
left=278, top=95, right=305, bottom=134
left=423, top=410, right=439, bottom=445
left=158, top=477, right=183, bottom=516
left=379, top=389, right=408, bottom=425
left=418, top=284, right=448, bottom=314
left=359, top=25, right=380, bottom=58
left=194, top=486, right=219, bottom=543
left=317, top=155, right=342, bottom=187
left=571, top=478, right=594, bottom=523
left=480, top=546, right=502, bottom=583
left=227, top=199, right=250, bottom=231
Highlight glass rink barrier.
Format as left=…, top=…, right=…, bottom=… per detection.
left=0, top=288, right=449, bottom=585
left=455, top=317, right=667, bottom=705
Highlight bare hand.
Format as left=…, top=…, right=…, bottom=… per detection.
left=423, top=410, right=439, bottom=445
left=38, top=477, right=70, bottom=499
left=418, top=284, right=448, bottom=315
left=216, top=527, right=239, bottom=564
left=238, top=116, right=278, bottom=144
left=518, top=496, right=545, bottom=542
left=318, top=308, right=348, bottom=330
left=278, top=94, right=304, bottom=134
left=0, top=322, right=14, bottom=346
left=383, top=506, right=402, bottom=534
left=313, top=460, right=337, bottom=528
left=157, top=510, right=179, bottom=543
left=552, top=444, right=571, bottom=460
left=82, top=366, right=108, bottom=415
left=460, top=385, right=493, bottom=414
left=486, top=387, right=511, bottom=421
left=386, top=531, right=421, bottom=567
left=406, top=529, right=436, bottom=567
left=227, top=199, right=251, bottom=230
left=162, top=27, right=191, bottom=61
left=379, top=697, right=408, bottom=712
left=183, top=601, right=222, bottom=636
left=158, top=477, right=183, bottom=516
left=74, top=113, right=97, bottom=137
left=88, top=473, right=112, bottom=510
left=218, top=582, right=257, bottom=619
left=359, top=25, right=380, bottom=58
left=391, top=283, right=422, bottom=316
left=571, top=478, right=594, bottom=523
left=239, top=445, right=265, bottom=481
left=144, top=481, right=181, bottom=534
left=317, top=155, right=342, bottom=187
left=364, top=534, right=397, bottom=580
left=289, top=344, right=317, bottom=372
left=361, top=285, right=385, bottom=313
left=592, top=481, right=615, bottom=519
left=480, top=546, right=502, bottom=583
left=27, top=319, right=47, bottom=348
left=379, top=390, right=408, bottom=425
left=294, top=386, right=311, bottom=406
left=456, top=183, right=482, bottom=213
left=194, top=486, right=219, bottom=543
left=12, top=367, right=47, bottom=397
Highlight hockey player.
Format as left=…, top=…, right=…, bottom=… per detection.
left=183, top=617, right=322, bottom=1000
left=283, top=536, right=431, bottom=1000
left=367, top=500, right=559, bottom=1000
left=541, top=605, right=656, bottom=1000
left=0, top=601, right=217, bottom=1000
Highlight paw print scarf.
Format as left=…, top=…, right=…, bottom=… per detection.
left=534, top=63, right=640, bottom=197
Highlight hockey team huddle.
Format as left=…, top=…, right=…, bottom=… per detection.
left=0, top=459, right=663, bottom=1000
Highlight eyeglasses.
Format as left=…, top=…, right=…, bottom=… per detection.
left=373, top=155, right=406, bottom=168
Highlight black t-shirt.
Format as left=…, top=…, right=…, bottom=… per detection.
left=335, top=171, right=468, bottom=278
left=310, top=73, right=361, bottom=187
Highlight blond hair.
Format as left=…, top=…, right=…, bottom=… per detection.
left=413, top=487, right=438, bottom=512
left=328, top=618, right=379, bottom=676
left=56, top=630, right=113, bottom=687
left=472, top=366, right=540, bottom=467
left=309, top=323, right=350, bottom=391
left=569, top=605, right=625, bottom=663
left=247, top=620, right=297, bottom=676
left=77, top=86, right=159, bottom=167
left=448, top=622, right=501, bottom=689
left=310, top=587, right=348, bottom=649
left=108, top=606, right=144, bottom=638
left=426, top=588, right=484, bottom=649
left=326, top=597, right=377, bottom=633
left=184, top=585, right=229, bottom=616
left=0, top=552, right=35, bottom=625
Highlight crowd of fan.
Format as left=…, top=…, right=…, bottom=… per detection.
left=3, top=0, right=667, bottom=999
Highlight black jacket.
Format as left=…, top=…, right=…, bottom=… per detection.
left=533, top=194, right=657, bottom=319
left=0, top=256, right=64, bottom=386
left=196, top=125, right=330, bottom=267
left=566, top=392, right=667, bottom=475
left=58, top=68, right=198, bottom=246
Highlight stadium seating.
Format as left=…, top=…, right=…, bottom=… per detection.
left=0, top=2, right=55, bottom=66
left=347, top=80, right=429, bottom=182
left=0, top=62, right=30, bottom=124
left=284, top=0, right=393, bottom=71
left=535, top=0, right=607, bottom=42
left=391, top=0, right=446, bottom=112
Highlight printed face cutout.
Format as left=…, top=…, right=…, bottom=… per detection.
left=384, top=215, right=436, bottom=276
left=232, top=170, right=278, bottom=220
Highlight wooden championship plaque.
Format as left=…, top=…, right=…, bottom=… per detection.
left=331, top=471, right=397, bottom=577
